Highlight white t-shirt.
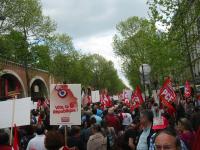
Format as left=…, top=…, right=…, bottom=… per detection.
left=122, top=113, right=133, bottom=126
left=26, top=134, right=46, bottom=150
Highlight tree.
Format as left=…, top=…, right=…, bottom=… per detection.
left=113, top=16, right=183, bottom=87
left=51, top=53, right=125, bottom=94
left=30, top=45, right=52, bottom=70
left=46, top=33, right=75, bottom=57
left=0, top=30, right=29, bottom=62
left=0, top=0, right=56, bottom=42
left=148, top=0, right=200, bottom=85
left=0, top=0, right=56, bottom=96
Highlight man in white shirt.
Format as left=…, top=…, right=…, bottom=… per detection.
left=137, top=109, right=154, bottom=150
left=26, top=125, right=46, bottom=150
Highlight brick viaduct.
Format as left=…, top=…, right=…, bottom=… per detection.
left=0, top=59, right=55, bottom=98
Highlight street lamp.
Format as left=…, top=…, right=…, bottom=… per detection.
left=139, top=64, right=151, bottom=101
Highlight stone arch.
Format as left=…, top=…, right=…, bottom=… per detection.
left=1, top=69, right=27, bottom=97
left=30, top=76, right=49, bottom=101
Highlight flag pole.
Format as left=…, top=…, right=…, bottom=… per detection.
left=64, top=126, right=67, bottom=146
left=10, top=95, right=17, bottom=145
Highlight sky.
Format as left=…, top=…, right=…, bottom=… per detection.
left=41, top=0, right=148, bottom=87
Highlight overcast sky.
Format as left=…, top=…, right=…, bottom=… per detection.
left=41, top=0, right=148, bottom=87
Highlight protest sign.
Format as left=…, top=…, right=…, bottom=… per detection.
left=0, top=97, right=31, bottom=129
left=123, top=89, right=132, bottom=100
left=113, top=95, right=119, bottom=101
left=50, top=84, right=81, bottom=125
left=91, top=90, right=100, bottom=103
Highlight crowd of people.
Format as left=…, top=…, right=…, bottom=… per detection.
left=0, top=95, right=200, bottom=150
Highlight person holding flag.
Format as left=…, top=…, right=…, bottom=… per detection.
left=130, top=86, right=144, bottom=112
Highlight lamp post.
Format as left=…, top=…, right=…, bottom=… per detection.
left=139, top=64, right=151, bottom=101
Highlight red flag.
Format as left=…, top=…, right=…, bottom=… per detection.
left=184, top=80, right=191, bottom=98
left=13, top=124, right=19, bottom=150
left=124, top=98, right=130, bottom=107
left=131, top=86, right=144, bottom=111
left=37, top=99, right=41, bottom=109
left=100, top=93, right=112, bottom=108
left=159, top=78, right=176, bottom=111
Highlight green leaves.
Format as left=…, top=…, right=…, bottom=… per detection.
left=0, top=0, right=125, bottom=94
left=113, top=16, right=184, bottom=87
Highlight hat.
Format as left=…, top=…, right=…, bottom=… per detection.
left=152, top=116, right=168, bottom=130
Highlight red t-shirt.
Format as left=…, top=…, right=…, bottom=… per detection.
left=105, top=114, right=121, bottom=132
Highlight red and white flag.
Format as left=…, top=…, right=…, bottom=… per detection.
left=159, top=78, right=176, bottom=111
left=124, top=98, right=130, bottom=107
left=100, top=93, right=112, bottom=109
left=130, top=86, right=144, bottom=111
left=13, top=124, right=19, bottom=150
left=184, top=80, right=191, bottom=98
left=37, top=99, right=42, bottom=109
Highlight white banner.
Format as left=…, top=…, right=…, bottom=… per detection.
left=123, top=89, right=132, bottom=100
left=0, top=97, right=31, bottom=129
left=50, top=84, right=81, bottom=125
left=113, top=95, right=119, bottom=101
left=91, top=90, right=100, bottom=103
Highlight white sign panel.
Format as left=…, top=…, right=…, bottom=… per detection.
left=113, top=95, right=119, bottom=101
left=91, top=90, right=100, bottom=103
left=123, top=89, right=132, bottom=100
left=0, top=97, right=31, bottom=129
left=50, top=84, right=81, bottom=125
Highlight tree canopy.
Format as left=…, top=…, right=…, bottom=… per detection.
left=113, top=16, right=184, bottom=87
left=0, top=0, right=125, bottom=94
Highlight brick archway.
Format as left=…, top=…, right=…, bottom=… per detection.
left=1, top=69, right=27, bottom=97
left=30, top=76, right=49, bottom=94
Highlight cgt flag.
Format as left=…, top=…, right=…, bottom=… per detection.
left=130, top=86, right=144, bottom=111
left=184, top=80, right=191, bottom=98
left=159, top=78, right=176, bottom=111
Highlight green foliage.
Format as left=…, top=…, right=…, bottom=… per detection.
left=113, top=16, right=184, bottom=87
left=0, top=0, right=125, bottom=95
left=46, top=33, right=75, bottom=57
left=51, top=53, right=125, bottom=94
left=0, top=30, right=30, bottom=62
left=0, top=0, right=56, bottom=41
left=148, top=0, right=200, bottom=84
left=30, top=45, right=52, bottom=70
